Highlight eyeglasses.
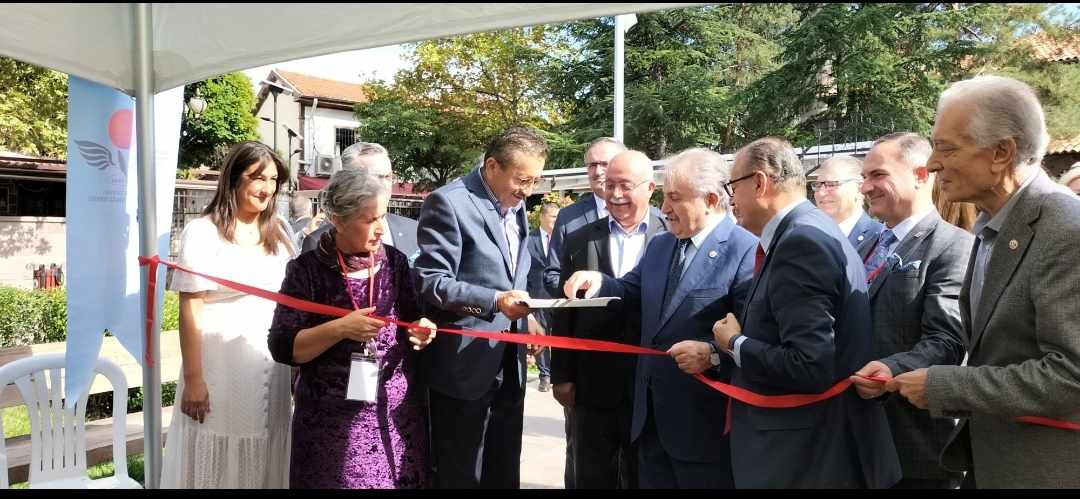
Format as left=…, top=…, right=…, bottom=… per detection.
left=603, top=178, right=650, bottom=194
left=585, top=161, right=609, bottom=170
left=810, top=178, right=860, bottom=192
left=514, top=176, right=546, bottom=189
left=723, top=172, right=758, bottom=198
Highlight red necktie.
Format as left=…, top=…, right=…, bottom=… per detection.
left=753, top=244, right=766, bottom=278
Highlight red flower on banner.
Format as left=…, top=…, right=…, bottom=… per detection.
left=75, top=108, right=132, bottom=177
left=108, top=109, right=133, bottom=150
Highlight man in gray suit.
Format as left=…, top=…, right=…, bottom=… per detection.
left=887, top=75, right=1080, bottom=488
left=415, top=127, right=547, bottom=488
left=302, top=142, right=420, bottom=261
left=847, top=132, right=970, bottom=488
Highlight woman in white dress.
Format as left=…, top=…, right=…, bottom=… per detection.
left=162, top=141, right=295, bottom=488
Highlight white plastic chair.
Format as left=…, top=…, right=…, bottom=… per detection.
left=0, top=353, right=141, bottom=489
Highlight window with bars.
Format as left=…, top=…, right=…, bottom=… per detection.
left=334, top=127, right=357, bottom=155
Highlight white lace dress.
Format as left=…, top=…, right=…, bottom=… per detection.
left=161, top=216, right=293, bottom=489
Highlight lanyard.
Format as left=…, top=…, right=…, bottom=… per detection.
left=337, top=249, right=379, bottom=358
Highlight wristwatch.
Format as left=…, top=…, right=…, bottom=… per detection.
left=709, top=341, right=723, bottom=366
left=727, top=333, right=742, bottom=353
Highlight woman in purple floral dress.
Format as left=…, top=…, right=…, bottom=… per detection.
left=268, top=169, right=436, bottom=489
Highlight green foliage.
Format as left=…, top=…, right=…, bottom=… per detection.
left=2, top=405, right=30, bottom=438
left=0, top=288, right=179, bottom=347
left=526, top=191, right=575, bottom=231
left=178, top=72, right=260, bottom=169
left=357, top=26, right=576, bottom=188
left=0, top=57, right=68, bottom=158
left=737, top=3, right=1055, bottom=148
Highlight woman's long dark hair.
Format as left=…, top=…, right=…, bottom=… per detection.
left=202, top=141, right=290, bottom=255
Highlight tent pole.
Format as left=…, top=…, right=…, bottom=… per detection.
left=614, top=14, right=625, bottom=142
left=133, top=2, right=163, bottom=489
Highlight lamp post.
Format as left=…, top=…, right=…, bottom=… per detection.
left=260, top=80, right=293, bottom=153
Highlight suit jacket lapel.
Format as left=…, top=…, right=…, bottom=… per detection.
left=590, top=220, right=615, bottom=276
left=585, top=193, right=598, bottom=224
left=464, top=169, right=514, bottom=279
left=868, top=213, right=940, bottom=300
left=658, top=217, right=734, bottom=331
left=742, top=203, right=811, bottom=319
left=969, top=187, right=1041, bottom=351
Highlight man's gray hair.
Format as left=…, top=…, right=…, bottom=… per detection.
left=321, top=168, right=390, bottom=221
left=665, top=147, right=730, bottom=208
left=341, top=141, right=389, bottom=170
left=583, top=137, right=627, bottom=162
left=290, top=195, right=312, bottom=218
left=818, top=155, right=863, bottom=179
left=937, top=75, right=1049, bottom=169
left=872, top=132, right=932, bottom=168
left=739, top=137, right=805, bottom=192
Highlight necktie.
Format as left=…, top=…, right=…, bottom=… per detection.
left=662, top=239, right=690, bottom=311
left=753, top=244, right=766, bottom=278
left=864, top=229, right=897, bottom=284
left=544, top=232, right=551, bottom=257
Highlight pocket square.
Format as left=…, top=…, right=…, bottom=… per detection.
left=899, top=260, right=922, bottom=271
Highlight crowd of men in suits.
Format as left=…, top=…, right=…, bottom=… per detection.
left=295, top=74, right=1080, bottom=489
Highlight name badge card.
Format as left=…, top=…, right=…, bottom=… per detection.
left=346, top=352, right=379, bottom=402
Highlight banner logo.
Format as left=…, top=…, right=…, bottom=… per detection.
left=73, top=109, right=132, bottom=177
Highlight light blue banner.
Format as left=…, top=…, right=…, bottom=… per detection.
left=64, top=76, right=183, bottom=402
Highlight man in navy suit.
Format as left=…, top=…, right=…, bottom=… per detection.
left=302, top=142, right=420, bottom=261
left=542, top=136, right=625, bottom=488
left=563, top=148, right=757, bottom=488
left=715, top=137, right=901, bottom=488
left=812, top=155, right=883, bottom=259
left=525, top=202, right=560, bottom=392
left=414, top=127, right=547, bottom=488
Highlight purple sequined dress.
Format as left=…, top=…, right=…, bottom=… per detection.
left=268, top=243, right=428, bottom=489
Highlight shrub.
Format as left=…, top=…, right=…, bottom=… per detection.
left=0, top=287, right=180, bottom=347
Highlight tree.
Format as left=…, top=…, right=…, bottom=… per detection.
left=0, top=57, right=68, bottom=158
left=549, top=5, right=799, bottom=158
left=736, top=3, right=1054, bottom=148
left=178, top=72, right=260, bottom=169
left=357, top=26, right=575, bottom=188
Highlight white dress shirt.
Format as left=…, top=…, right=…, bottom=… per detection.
left=837, top=209, right=866, bottom=238
left=608, top=216, right=650, bottom=278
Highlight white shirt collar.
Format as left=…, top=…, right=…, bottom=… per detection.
left=837, top=209, right=865, bottom=237
left=688, top=213, right=724, bottom=250
left=887, top=206, right=935, bottom=244
left=760, top=199, right=807, bottom=255
left=608, top=214, right=649, bottom=236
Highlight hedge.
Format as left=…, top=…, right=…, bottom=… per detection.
left=0, top=287, right=180, bottom=348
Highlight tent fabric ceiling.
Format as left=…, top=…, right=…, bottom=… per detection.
left=1, top=3, right=706, bottom=95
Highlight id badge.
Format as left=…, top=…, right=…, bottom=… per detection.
left=346, top=352, right=379, bottom=402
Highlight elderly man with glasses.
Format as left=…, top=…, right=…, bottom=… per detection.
left=811, top=155, right=884, bottom=259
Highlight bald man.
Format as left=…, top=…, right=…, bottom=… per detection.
left=550, top=150, right=666, bottom=488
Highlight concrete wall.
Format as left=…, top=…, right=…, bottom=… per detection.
left=304, top=106, right=361, bottom=162
left=0, top=216, right=66, bottom=289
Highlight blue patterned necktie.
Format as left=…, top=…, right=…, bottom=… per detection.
left=662, top=238, right=691, bottom=311
left=864, top=229, right=897, bottom=283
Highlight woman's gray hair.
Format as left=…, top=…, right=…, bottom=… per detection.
left=321, top=168, right=390, bottom=221
left=937, top=75, right=1049, bottom=169
left=664, top=147, right=730, bottom=208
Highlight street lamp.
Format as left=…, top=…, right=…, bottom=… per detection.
left=259, top=79, right=293, bottom=152
left=185, top=90, right=207, bottom=120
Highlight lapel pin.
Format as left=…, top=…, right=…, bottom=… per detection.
left=915, top=231, right=925, bottom=238
left=708, top=250, right=718, bottom=258
left=1009, top=239, right=1019, bottom=250
left=857, top=235, right=865, bottom=242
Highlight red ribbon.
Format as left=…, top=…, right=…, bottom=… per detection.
left=138, top=255, right=1079, bottom=431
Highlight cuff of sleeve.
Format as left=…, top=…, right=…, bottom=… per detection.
left=927, top=365, right=969, bottom=419
left=732, top=335, right=748, bottom=368
left=880, top=358, right=903, bottom=378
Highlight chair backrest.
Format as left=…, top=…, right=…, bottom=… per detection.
left=0, top=353, right=129, bottom=488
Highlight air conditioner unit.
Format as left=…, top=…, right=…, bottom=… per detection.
left=313, top=154, right=340, bottom=177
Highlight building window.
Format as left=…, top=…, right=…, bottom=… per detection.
left=334, top=127, right=357, bottom=155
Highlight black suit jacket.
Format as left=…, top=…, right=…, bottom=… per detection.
left=526, top=228, right=552, bottom=329
left=730, top=201, right=901, bottom=488
left=302, top=212, right=420, bottom=262
left=550, top=213, right=666, bottom=409
left=543, top=193, right=601, bottom=297
left=866, top=211, right=970, bottom=481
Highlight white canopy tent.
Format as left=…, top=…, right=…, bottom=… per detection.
left=0, top=2, right=707, bottom=487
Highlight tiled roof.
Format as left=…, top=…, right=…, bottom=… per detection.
left=1048, top=134, right=1080, bottom=155
left=274, top=70, right=370, bottom=103
left=1024, top=31, right=1080, bottom=64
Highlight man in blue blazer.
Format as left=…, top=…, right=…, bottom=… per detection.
left=525, top=202, right=560, bottom=391
left=715, top=137, right=901, bottom=488
left=563, top=148, right=757, bottom=488
left=414, top=127, right=547, bottom=488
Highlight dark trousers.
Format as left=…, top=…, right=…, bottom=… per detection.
left=537, top=347, right=551, bottom=378
left=564, top=406, right=576, bottom=488
left=429, top=348, right=525, bottom=488
left=893, top=476, right=963, bottom=489
left=637, top=404, right=733, bottom=489
left=572, top=402, right=638, bottom=489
